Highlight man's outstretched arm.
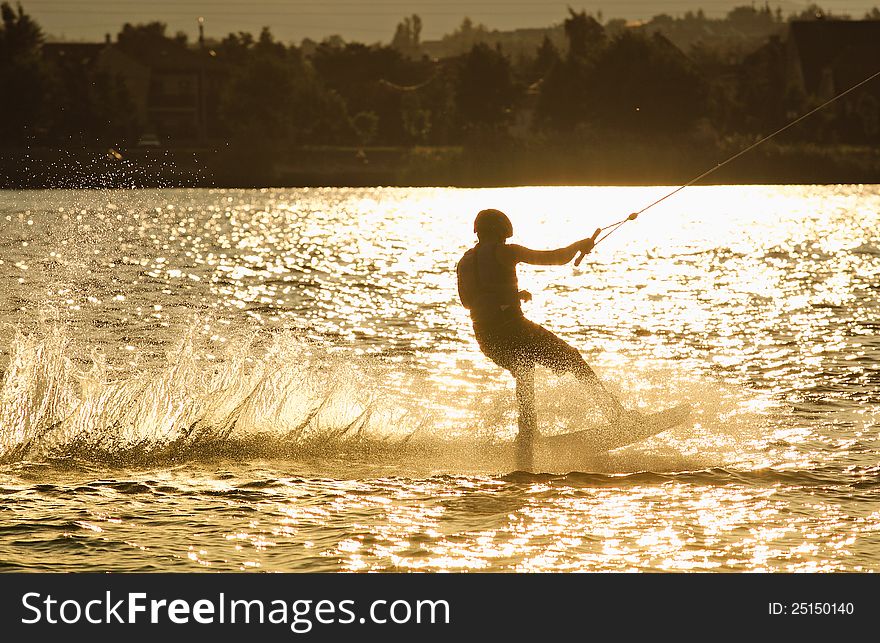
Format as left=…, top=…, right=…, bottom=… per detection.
left=504, top=231, right=600, bottom=266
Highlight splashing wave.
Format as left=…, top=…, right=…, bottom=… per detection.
left=0, top=326, right=430, bottom=466
left=0, top=324, right=771, bottom=473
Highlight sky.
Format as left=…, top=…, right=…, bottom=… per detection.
left=20, top=0, right=880, bottom=44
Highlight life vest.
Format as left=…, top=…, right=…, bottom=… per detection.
left=456, top=242, right=521, bottom=321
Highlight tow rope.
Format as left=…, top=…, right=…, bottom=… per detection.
left=574, top=66, right=880, bottom=267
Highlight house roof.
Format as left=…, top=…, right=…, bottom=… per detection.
left=42, top=42, right=107, bottom=66
left=118, top=45, right=223, bottom=73
left=788, top=20, right=880, bottom=95
left=44, top=41, right=226, bottom=76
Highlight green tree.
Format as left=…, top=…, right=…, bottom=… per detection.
left=351, top=111, right=379, bottom=145
left=253, top=26, right=287, bottom=59
left=732, top=35, right=806, bottom=137
left=116, top=21, right=188, bottom=59
left=535, top=10, right=604, bottom=131
left=455, top=43, right=518, bottom=130
left=531, top=35, right=560, bottom=82
left=788, top=4, right=848, bottom=20
left=391, top=14, right=422, bottom=59
left=217, top=31, right=255, bottom=64
left=535, top=56, right=589, bottom=131
left=310, top=40, right=432, bottom=144
left=726, top=4, right=776, bottom=30
left=408, top=62, right=457, bottom=144
left=585, top=32, right=706, bottom=137
left=563, top=8, right=605, bottom=61
left=0, top=2, right=48, bottom=145
left=219, top=30, right=350, bottom=156
left=45, top=52, right=136, bottom=146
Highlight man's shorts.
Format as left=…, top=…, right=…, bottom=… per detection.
left=472, top=315, right=586, bottom=376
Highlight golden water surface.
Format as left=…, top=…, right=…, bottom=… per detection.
left=0, top=185, right=878, bottom=571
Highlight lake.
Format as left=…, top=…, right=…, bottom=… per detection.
left=0, top=185, right=878, bottom=571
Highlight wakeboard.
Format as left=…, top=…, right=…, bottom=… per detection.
left=539, top=403, right=692, bottom=455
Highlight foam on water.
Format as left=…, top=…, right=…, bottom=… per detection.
left=0, top=322, right=771, bottom=474
left=0, top=323, right=418, bottom=464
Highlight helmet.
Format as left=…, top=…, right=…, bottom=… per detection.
left=473, top=209, right=513, bottom=240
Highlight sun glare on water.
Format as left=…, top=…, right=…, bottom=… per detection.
left=0, top=184, right=878, bottom=571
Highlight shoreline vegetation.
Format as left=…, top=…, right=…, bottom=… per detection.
left=3, top=2, right=880, bottom=188
left=3, top=141, right=880, bottom=189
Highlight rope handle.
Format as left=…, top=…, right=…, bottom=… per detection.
left=574, top=212, right=638, bottom=266
left=573, top=227, right=603, bottom=267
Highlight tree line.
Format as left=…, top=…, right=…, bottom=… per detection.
left=2, top=2, right=879, bottom=158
